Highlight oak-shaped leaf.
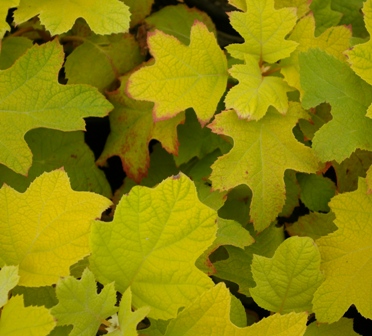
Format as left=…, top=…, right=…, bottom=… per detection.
left=0, top=40, right=113, bottom=175
left=164, top=283, right=308, bottom=335
left=0, top=295, right=55, bottom=335
left=106, top=288, right=150, bottom=336
left=313, top=177, right=372, bottom=322
left=226, top=0, right=298, bottom=63
left=0, top=265, right=19, bottom=308
left=299, top=48, right=372, bottom=163
left=209, top=104, right=319, bottom=232
left=14, top=0, right=130, bottom=35
left=0, top=170, right=112, bottom=286
left=127, top=21, right=228, bottom=125
left=97, top=72, right=184, bottom=183
left=90, top=173, right=217, bottom=320
left=250, top=236, right=323, bottom=314
left=51, top=268, right=118, bottom=336
left=225, top=54, right=292, bottom=120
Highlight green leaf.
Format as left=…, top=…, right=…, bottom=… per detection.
left=123, top=0, right=154, bottom=27
left=214, top=223, right=285, bottom=296
left=0, top=265, right=19, bottom=308
left=164, top=283, right=308, bottom=335
left=299, top=48, right=372, bottom=163
left=12, top=285, right=58, bottom=308
left=97, top=72, right=184, bottom=183
left=0, top=295, right=55, bottom=335
left=209, top=104, right=319, bottom=231
left=14, top=0, right=130, bottom=35
left=226, top=0, right=298, bottom=63
left=145, top=4, right=216, bottom=45
left=90, top=173, right=217, bottom=319
left=106, top=287, right=150, bottom=335
left=313, top=178, right=372, bottom=322
left=275, top=0, right=310, bottom=19
left=0, top=36, right=32, bottom=69
left=310, top=0, right=342, bottom=35
left=225, top=54, right=292, bottom=120
left=297, top=173, right=336, bottom=212
left=304, top=318, right=360, bottom=336
left=127, top=21, right=228, bottom=125
left=0, top=129, right=112, bottom=198
left=279, top=170, right=301, bottom=217
left=0, top=40, right=112, bottom=175
left=51, top=268, right=118, bottom=336
left=65, top=31, right=144, bottom=92
left=250, top=236, right=323, bottom=313
left=0, top=0, right=19, bottom=37
left=0, top=170, right=111, bottom=286
left=286, top=212, right=337, bottom=241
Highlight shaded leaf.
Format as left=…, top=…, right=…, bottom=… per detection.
left=0, top=265, right=19, bottom=308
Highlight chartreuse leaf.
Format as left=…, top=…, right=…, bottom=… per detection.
left=0, top=265, right=19, bottom=308
left=347, top=0, right=372, bottom=116
left=106, top=288, right=150, bottom=335
left=300, top=48, right=372, bottom=163
left=164, top=283, right=308, bottom=335
left=286, top=212, right=337, bottom=241
left=0, top=1, right=19, bottom=37
left=65, top=31, right=144, bottom=92
left=145, top=4, right=216, bottom=45
left=275, top=0, right=310, bottom=19
left=281, top=14, right=351, bottom=93
left=0, top=170, right=111, bottom=287
left=209, top=104, right=319, bottom=231
left=0, top=295, right=55, bottom=335
left=0, top=129, right=111, bottom=198
left=250, top=236, right=323, bottom=314
left=225, top=54, right=292, bottom=120
left=0, top=39, right=112, bottom=175
left=313, top=177, right=372, bottom=322
left=0, top=37, right=32, bottom=70
left=90, top=173, right=217, bottom=320
left=51, top=268, right=117, bottom=336
left=123, top=0, right=154, bottom=27
left=226, top=0, right=298, bottom=63
left=229, top=0, right=246, bottom=11
left=14, top=0, right=130, bottom=35
left=127, top=22, right=228, bottom=125
left=214, top=223, right=284, bottom=296
left=367, top=164, right=372, bottom=192
left=97, top=72, right=184, bottom=183
left=305, top=318, right=360, bottom=336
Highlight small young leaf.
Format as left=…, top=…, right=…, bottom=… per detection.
left=90, top=173, right=217, bottom=320
left=0, top=265, right=19, bottom=308
left=0, top=295, right=55, bottom=335
left=250, top=236, right=323, bottom=314
left=0, top=40, right=112, bottom=175
left=51, top=268, right=118, bottom=336
left=0, top=170, right=112, bottom=286
left=209, top=104, right=319, bottom=231
left=226, top=0, right=298, bottom=63
left=127, top=21, right=228, bottom=125
left=14, top=0, right=130, bottom=35
left=313, top=178, right=372, bottom=322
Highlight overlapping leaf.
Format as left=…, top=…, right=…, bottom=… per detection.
left=97, top=72, right=184, bottom=183
left=304, top=318, right=360, bottom=336
left=226, top=0, right=298, bottom=63
left=300, top=48, right=372, bottom=163
left=0, top=40, right=113, bottom=175
left=124, top=0, right=154, bottom=27
left=0, top=37, right=32, bottom=69
left=310, top=0, right=342, bottom=35
left=250, top=236, right=323, bottom=313
left=0, top=1, right=19, bottom=37
left=0, top=266, right=19, bottom=308
left=313, top=177, right=372, bottom=322
left=0, top=170, right=111, bottom=286
left=164, top=283, right=308, bottom=335
left=275, top=0, right=310, bottom=19
left=14, top=0, right=130, bottom=35
left=0, top=295, right=55, bottom=335
left=90, top=174, right=217, bottom=319
left=225, top=54, right=292, bottom=120
left=127, top=21, right=228, bottom=125
left=51, top=268, right=118, bottom=336
left=209, top=104, right=319, bottom=231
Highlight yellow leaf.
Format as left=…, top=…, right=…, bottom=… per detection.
left=127, top=22, right=228, bottom=125
left=0, top=0, right=19, bottom=37
left=0, top=170, right=111, bottom=286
